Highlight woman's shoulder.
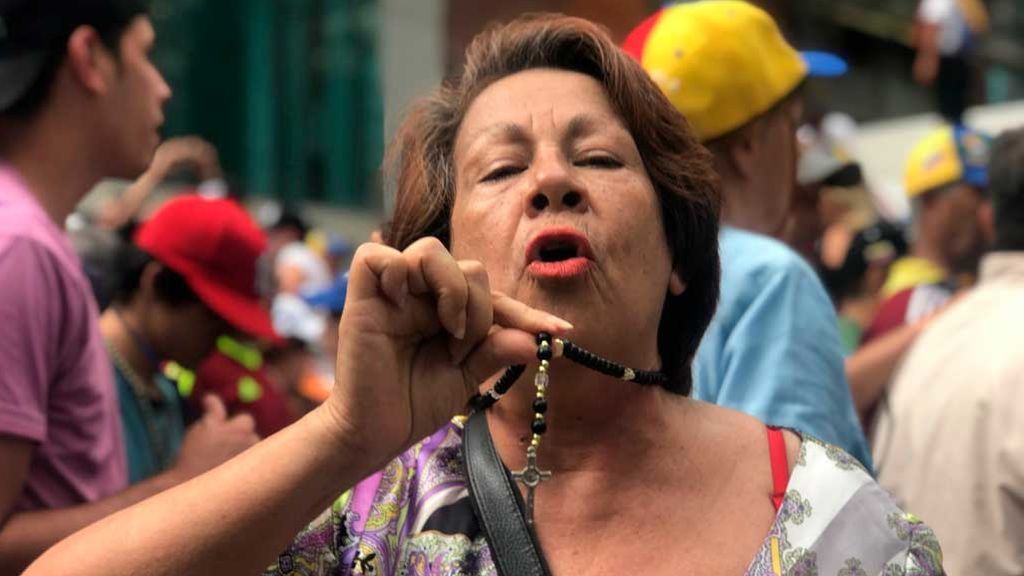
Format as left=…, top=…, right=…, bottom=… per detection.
left=766, top=435, right=944, bottom=575
left=686, top=401, right=803, bottom=473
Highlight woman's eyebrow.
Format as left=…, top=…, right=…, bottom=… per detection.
left=565, top=114, right=598, bottom=143
left=475, top=122, right=529, bottom=147
left=461, top=122, right=531, bottom=162
left=562, top=113, right=625, bottom=149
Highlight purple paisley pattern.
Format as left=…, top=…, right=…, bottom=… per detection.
left=265, top=423, right=944, bottom=575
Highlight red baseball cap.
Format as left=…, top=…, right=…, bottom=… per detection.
left=135, top=195, right=278, bottom=342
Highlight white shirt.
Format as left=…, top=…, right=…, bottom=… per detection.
left=875, top=252, right=1024, bottom=576
left=918, top=0, right=968, bottom=56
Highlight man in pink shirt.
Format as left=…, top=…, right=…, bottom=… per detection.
left=0, top=2, right=256, bottom=571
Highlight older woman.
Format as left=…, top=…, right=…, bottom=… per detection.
left=26, top=14, right=942, bottom=576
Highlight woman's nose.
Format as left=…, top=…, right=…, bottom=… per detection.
left=526, top=152, right=588, bottom=215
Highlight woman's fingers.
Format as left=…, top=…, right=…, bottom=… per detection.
left=461, top=328, right=539, bottom=389
left=492, top=291, right=573, bottom=336
left=449, top=261, right=493, bottom=364
left=348, top=240, right=471, bottom=341
left=405, top=238, right=470, bottom=339
left=349, top=242, right=408, bottom=307
left=458, top=291, right=575, bottom=388
left=348, top=239, right=572, bottom=358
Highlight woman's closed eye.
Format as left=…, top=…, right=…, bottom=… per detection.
left=575, top=155, right=623, bottom=169
left=481, top=164, right=526, bottom=183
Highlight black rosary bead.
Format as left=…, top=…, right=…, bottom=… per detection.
left=473, top=337, right=668, bottom=413
left=495, top=364, right=526, bottom=394
left=532, top=417, right=547, bottom=435
left=532, top=398, right=548, bottom=414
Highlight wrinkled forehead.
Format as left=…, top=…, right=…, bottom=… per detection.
left=454, top=68, right=633, bottom=163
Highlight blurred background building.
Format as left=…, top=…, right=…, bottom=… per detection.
left=110, top=0, right=1023, bottom=237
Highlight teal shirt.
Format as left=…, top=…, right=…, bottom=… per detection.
left=837, top=316, right=864, bottom=357
left=694, top=227, right=873, bottom=470
left=113, top=364, right=186, bottom=484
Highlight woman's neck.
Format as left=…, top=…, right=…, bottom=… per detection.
left=484, top=360, right=688, bottom=475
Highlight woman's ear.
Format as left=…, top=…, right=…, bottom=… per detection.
left=669, top=269, right=687, bottom=296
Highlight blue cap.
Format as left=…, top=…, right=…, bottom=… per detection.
left=802, top=51, right=848, bottom=78
left=327, top=234, right=351, bottom=257
left=303, top=272, right=348, bottom=315
left=954, top=125, right=991, bottom=189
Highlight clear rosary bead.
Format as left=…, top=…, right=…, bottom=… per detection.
left=534, top=371, right=549, bottom=390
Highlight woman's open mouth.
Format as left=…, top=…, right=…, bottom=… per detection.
left=525, top=227, right=594, bottom=280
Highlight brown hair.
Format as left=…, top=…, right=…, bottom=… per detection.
left=384, top=13, right=720, bottom=395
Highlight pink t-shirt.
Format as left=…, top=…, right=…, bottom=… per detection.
left=0, top=166, right=127, bottom=511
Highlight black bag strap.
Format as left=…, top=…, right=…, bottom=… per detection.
left=464, top=410, right=552, bottom=576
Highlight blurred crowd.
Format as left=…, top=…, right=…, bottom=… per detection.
left=1, top=0, right=1023, bottom=575
left=80, top=135, right=356, bottom=447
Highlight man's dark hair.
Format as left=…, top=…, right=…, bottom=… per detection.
left=989, top=128, right=1024, bottom=252
left=112, top=243, right=201, bottom=308
left=269, top=209, right=311, bottom=241
left=1, top=1, right=149, bottom=119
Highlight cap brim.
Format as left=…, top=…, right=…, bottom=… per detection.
left=0, top=52, right=48, bottom=112
left=802, top=51, right=848, bottom=78
left=188, top=271, right=280, bottom=343
left=302, top=274, right=348, bottom=314
left=962, top=165, right=988, bottom=189
left=303, top=290, right=344, bottom=313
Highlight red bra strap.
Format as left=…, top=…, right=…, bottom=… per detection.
left=766, top=426, right=789, bottom=511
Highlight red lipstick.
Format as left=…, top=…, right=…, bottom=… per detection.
left=525, top=226, right=594, bottom=280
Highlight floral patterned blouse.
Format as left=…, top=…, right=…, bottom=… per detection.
left=265, top=418, right=943, bottom=575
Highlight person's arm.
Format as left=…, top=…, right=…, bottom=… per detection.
left=98, top=136, right=222, bottom=230
left=26, top=407, right=369, bottom=576
left=26, top=239, right=572, bottom=576
left=845, top=321, right=924, bottom=420
left=912, top=0, right=946, bottom=86
left=0, top=395, right=259, bottom=574
left=847, top=289, right=960, bottom=421
left=913, top=24, right=941, bottom=86
left=0, top=437, right=173, bottom=573
left=0, top=436, right=32, bottom=525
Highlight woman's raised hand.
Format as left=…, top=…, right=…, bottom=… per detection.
left=325, top=238, right=572, bottom=465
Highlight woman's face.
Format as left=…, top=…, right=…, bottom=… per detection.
left=450, top=68, right=682, bottom=365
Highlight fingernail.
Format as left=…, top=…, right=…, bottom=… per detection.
left=554, top=318, right=574, bottom=331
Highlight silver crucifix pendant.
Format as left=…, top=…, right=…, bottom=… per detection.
left=511, top=446, right=552, bottom=525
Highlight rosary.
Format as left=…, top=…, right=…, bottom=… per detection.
left=471, top=333, right=668, bottom=525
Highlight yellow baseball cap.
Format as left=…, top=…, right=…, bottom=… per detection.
left=904, top=125, right=991, bottom=198
left=623, top=1, right=847, bottom=142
